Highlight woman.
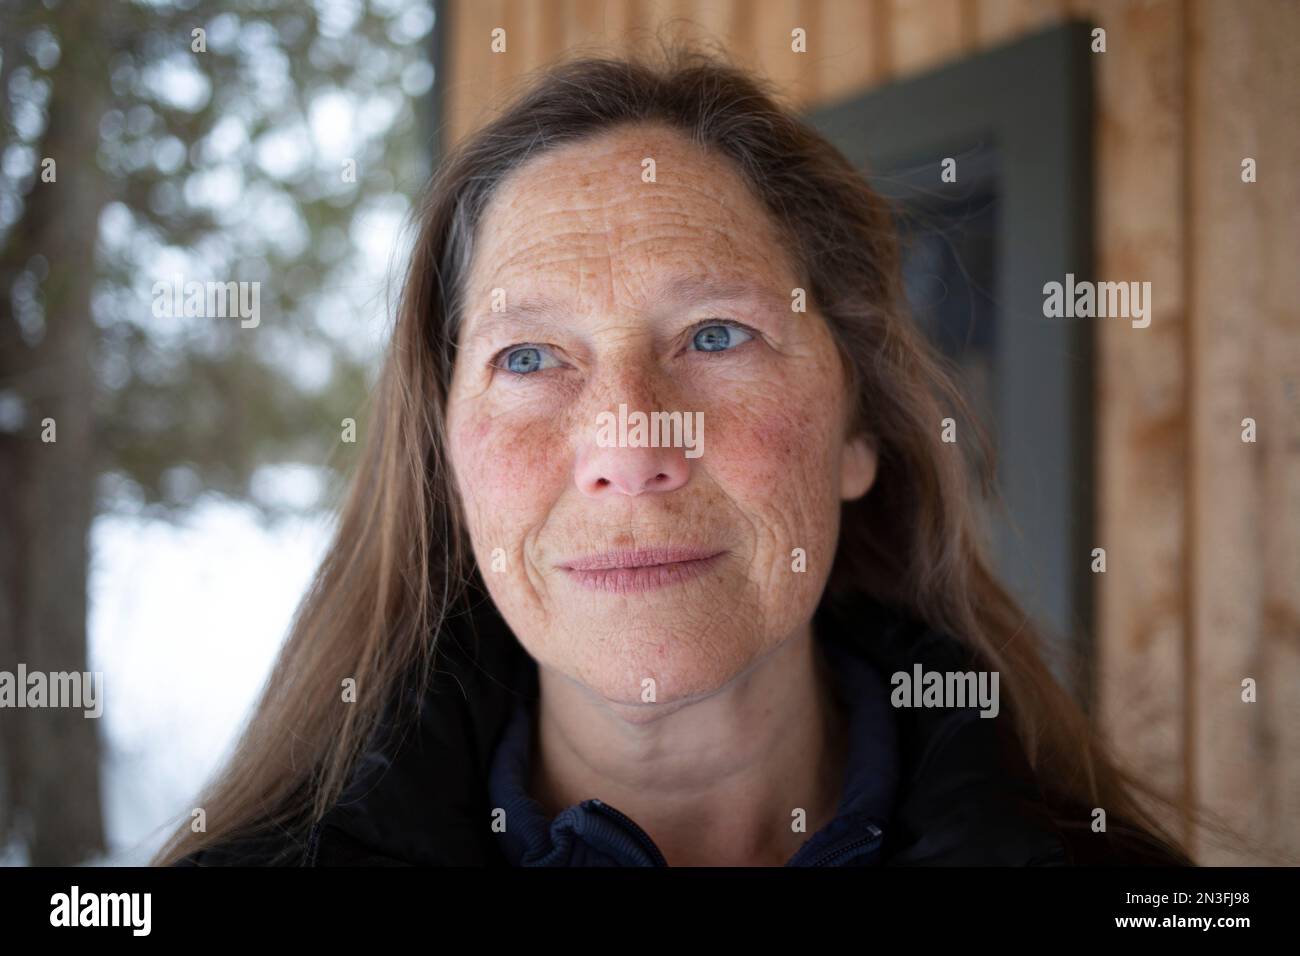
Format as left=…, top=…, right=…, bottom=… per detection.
left=158, top=46, right=1190, bottom=867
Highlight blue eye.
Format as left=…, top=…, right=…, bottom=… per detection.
left=499, top=345, right=559, bottom=375
left=692, top=322, right=753, bottom=352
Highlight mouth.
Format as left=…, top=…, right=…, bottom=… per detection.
left=557, top=546, right=726, bottom=594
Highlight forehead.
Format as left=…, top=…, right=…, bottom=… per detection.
left=464, top=123, right=798, bottom=307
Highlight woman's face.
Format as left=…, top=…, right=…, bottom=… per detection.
left=446, top=122, right=876, bottom=708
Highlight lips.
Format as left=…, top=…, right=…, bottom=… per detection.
left=557, top=546, right=726, bottom=593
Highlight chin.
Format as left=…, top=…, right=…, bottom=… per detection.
left=548, top=617, right=765, bottom=711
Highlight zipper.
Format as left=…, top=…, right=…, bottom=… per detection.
left=808, top=823, right=883, bottom=867
left=588, top=799, right=882, bottom=867
left=585, top=799, right=670, bottom=867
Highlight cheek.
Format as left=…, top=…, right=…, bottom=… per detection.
left=449, top=406, right=568, bottom=540
left=703, top=392, right=844, bottom=582
left=706, top=397, right=838, bottom=498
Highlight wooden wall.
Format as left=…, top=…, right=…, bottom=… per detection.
left=439, top=0, right=1300, bottom=864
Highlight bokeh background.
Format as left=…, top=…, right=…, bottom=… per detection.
left=0, top=0, right=1296, bottom=866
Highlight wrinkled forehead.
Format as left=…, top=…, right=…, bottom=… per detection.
left=461, top=123, right=801, bottom=318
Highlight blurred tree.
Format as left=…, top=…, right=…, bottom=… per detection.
left=0, top=0, right=434, bottom=863
left=0, top=0, right=110, bottom=866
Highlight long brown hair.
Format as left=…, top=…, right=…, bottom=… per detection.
left=156, top=40, right=1194, bottom=866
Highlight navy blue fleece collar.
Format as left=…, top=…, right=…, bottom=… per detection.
left=487, top=634, right=898, bottom=866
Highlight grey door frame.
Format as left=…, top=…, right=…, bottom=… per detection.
left=806, top=22, right=1097, bottom=702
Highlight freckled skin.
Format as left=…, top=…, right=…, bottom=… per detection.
left=446, top=122, right=872, bottom=706
left=444, top=123, right=878, bottom=865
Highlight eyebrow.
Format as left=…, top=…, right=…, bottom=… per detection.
left=464, top=275, right=793, bottom=335
left=661, top=275, right=793, bottom=313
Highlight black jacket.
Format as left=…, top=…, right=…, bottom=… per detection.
left=175, top=588, right=1187, bottom=867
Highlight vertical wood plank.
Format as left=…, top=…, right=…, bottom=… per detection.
left=489, top=0, right=518, bottom=102
left=790, top=0, right=823, bottom=106
left=1257, top=0, right=1300, bottom=868
left=740, top=0, right=813, bottom=107
left=1188, top=0, right=1300, bottom=865
left=562, top=0, right=612, bottom=54
left=975, top=0, right=1067, bottom=47
left=444, top=0, right=551, bottom=144
left=813, top=0, right=880, bottom=103
left=872, top=0, right=893, bottom=80
left=604, top=0, right=648, bottom=52
left=1072, top=0, right=1190, bottom=842
left=627, top=0, right=747, bottom=59
left=516, top=0, right=566, bottom=77
left=889, top=0, right=969, bottom=75
left=679, top=0, right=743, bottom=54
left=634, top=0, right=692, bottom=51
left=444, top=0, right=508, bottom=145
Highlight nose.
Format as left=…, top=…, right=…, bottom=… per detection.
left=574, top=434, right=691, bottom=497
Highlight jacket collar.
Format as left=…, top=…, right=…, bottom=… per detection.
left=306, top=586, right=1069, bottom=866
left=486, top=630, right=898, bottom=866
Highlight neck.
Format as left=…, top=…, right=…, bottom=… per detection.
left=529, top=622, right=849, bottom=866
